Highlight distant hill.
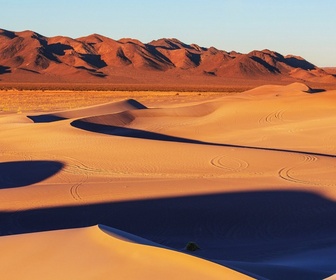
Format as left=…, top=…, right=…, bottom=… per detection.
left=0, top=28, right=335, bottom=89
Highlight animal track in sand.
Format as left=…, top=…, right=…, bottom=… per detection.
left=61, top=156, right=106, bottom=201
left=210, top=155, right=249, bottom=172
left=61, top=156, right=104, bottom=175
left=69, top=181, right=84, bottom=201
left=278, top=154, right=336, bottom=187
left=20, top=153, right=105, bottom=201
left=258, top=109, right=286, bottom=125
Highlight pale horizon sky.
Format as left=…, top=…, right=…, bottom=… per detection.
left=1, top=0, right=335, bottom=66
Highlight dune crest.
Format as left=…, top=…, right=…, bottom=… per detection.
left=0, top=225, right=252, bottom=280
left=27, top=98, right=146, bottom=123
left=242, top=82, right=318, bottom=97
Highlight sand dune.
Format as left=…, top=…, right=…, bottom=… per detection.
left=1, top=83, right=336, bottom=279
left=0, top=225, right=251, bottom=280
left=27, top=99, right=146, bottom=123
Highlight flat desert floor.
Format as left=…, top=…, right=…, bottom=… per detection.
left=1, top=83, right=336, bottom=279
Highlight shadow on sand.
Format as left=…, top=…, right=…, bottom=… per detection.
left=71, top=120, right=336, bottom=159
left=27, top=115, right=67, bottom=123
left=1, top=190, right=336, bottom=279
left=0, top=160, right=64, bottom=189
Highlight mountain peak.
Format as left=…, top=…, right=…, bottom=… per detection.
left=118, top=38, right=145, bottom=46
left=0, top=28, right=334, bottom=87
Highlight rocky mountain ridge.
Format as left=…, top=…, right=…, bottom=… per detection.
left=0, top=28, right=335, bottom=87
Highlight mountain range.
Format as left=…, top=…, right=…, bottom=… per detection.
left=0, top=28, right=335, bottom=88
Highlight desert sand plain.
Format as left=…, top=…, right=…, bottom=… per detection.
left=1, top=83, right=336, bottom=279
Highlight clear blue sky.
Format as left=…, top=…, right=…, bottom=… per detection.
left=1, top=0, right=335, bottom=66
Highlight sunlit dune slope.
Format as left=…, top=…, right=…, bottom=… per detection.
left=0, top=225, right=252, bottom=280
left=1, top=83, right=336, bottom=279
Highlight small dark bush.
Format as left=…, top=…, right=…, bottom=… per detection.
left=185, top=241, right=200, bottom=252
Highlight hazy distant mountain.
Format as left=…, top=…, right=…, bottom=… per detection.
left=0, top=28, right=335, bottom=87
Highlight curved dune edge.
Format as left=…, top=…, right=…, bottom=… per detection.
left=27, top=82, right=322, bottom=127
left=68, top=82, right=320, bottom=135
left=0, top=225, right=253, bottom=280
left=27, top=99, right=147, bottom=123
left=325, top=274, right=336, bottom=280
left=243, top=82, right=316, bottom=97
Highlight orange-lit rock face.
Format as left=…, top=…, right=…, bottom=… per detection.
left=1, top=28, right=335, bottom=89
